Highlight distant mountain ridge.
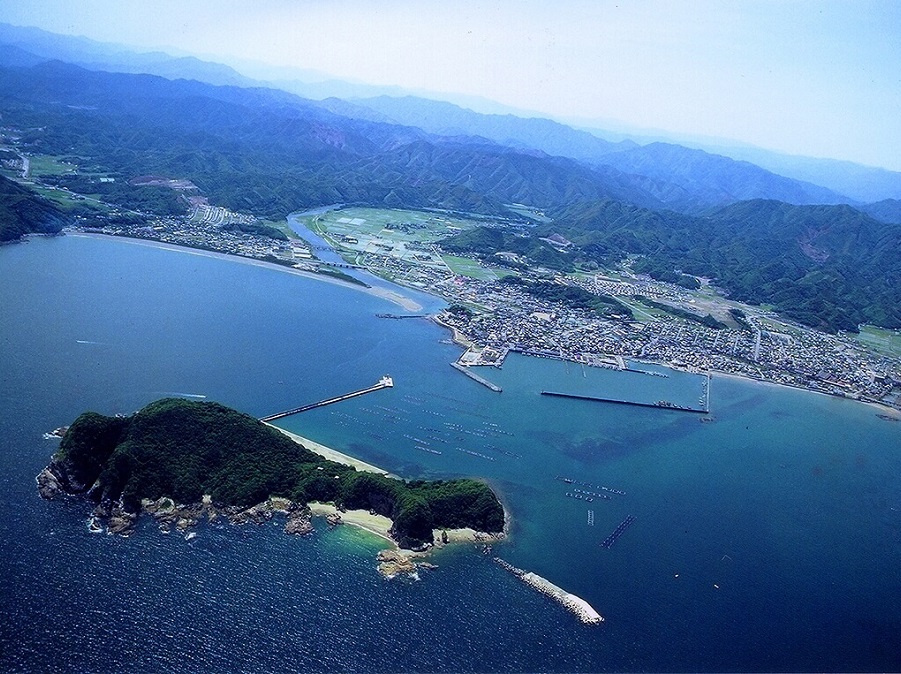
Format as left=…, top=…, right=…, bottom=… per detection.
left=596, top=142, right=850, bottom=209
left=4, top=21, right=894, bottom=211
left=347, top=95, right=636, bottom=162
left=1, top=24, right=899, bottom=332
left=0, top=22, right=256, bottom=87
left=342, top=95, right=858, bottom=212
left=0, top=59, right=669, bottom=216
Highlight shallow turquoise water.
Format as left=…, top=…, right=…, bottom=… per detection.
left=1, top=235, right=899, bottom=672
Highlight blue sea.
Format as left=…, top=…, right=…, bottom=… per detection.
left=1, top=234, right=900, bottom=672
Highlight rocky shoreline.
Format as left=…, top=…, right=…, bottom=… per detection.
left=37, top=462, right=504, bottom=579
left=38, top=464, right=321, bottom=538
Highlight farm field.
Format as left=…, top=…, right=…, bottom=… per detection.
left=304, top=206, right=517, bottom=279
left=856, top=325, right=901, bottom=357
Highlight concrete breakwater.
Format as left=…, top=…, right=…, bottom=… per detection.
left=541, top=390, right=707, bottom=414
left=494, top=558, right=604, bottom=625
left=450, top=362, right=503, bottom=392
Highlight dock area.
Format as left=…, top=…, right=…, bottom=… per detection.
left=260, top=376, right=394, bottom=422
left=450, top=362, right=502, bottom=392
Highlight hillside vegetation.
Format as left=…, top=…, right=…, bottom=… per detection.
left=545, top=199, right=901, bottom=332
left=0, top=174, right=70, bottom=241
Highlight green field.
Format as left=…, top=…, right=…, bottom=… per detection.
left=303, top=206, right=497, bottom=270
left=505, top=203, right=552, bottom=223
left=442, top=254, right=498, bottom=280
left=28, top=155, right=79, bottom=177
left=308, top=207, right=480, bottom=244
left=856, top=325, right=901, bottom=357
left=26, top=183, right=93, bottom=210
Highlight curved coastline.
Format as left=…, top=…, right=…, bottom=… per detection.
left=710, top=368, right=901, bottom=416
left=70, top=233, right=898, bottom=416
left=68, top=232, right=424, bottom=312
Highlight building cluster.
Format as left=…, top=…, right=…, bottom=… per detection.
left=422, top=261, right=901, bottom=409
left=76, top=211, right=301, bottom=263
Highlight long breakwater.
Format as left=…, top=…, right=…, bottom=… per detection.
left=494, top=558, right=604, bottom=625
left=541, top=390, right=707, bottom=413
left=260, top=376, right=393, bottom=422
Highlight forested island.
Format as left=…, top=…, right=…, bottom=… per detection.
left=36, top=398, right=505, bottom=549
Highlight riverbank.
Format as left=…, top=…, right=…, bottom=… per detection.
left=68, top=232, right=423, bottom=312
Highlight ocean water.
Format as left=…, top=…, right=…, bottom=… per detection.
left=1, top=234, right=900, bottom=672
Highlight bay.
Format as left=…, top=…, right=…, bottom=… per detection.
left=1, top=234, right=899, bottom=672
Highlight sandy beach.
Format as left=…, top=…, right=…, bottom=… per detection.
left=308, top=502, right=395, bottom=543
left=269, top=426, right=506, bottom=549
left=266, top=424, right=391, bottom=475
left=308, top=502, right=501, bottom=552
left=70, top=232, right=423, bottom=312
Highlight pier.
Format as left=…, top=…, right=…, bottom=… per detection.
left=376, top=314, right=429, bottom=319
left=541, top=391, right=707, bottom=413
left=260, top=376, right=394, bottom=422
left=450, top=362, right=503, bottom=392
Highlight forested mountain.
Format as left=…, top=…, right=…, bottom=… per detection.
left=858, top=199, right=901, bottom=225
left=0, top=174, right=70, bottom=241
left=348, top=96, right=856, bottom=212
left=596, top=142, right=850, bottom=210
left=545, top=199, right=901, bottom=331
left=0, top=59, right=671, bottom=217
left=697, top=201, right=901, bottom=330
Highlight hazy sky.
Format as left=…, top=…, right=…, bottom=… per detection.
left=1, top=0, right=899, bottom=170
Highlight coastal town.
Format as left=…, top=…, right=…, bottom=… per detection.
left=63, top=200, right=901, bottom=412
left=4, top=142, right=897, bottom=411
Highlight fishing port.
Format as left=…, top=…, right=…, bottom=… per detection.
left=493, top=558, right=604, bottom=625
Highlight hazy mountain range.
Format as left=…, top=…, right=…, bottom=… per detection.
left=0, top=21, right=899, bottom=332
left=1, top=21, right=899, bottom=205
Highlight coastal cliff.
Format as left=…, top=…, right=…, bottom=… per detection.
left=36, top=398, right=505, bottom=549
